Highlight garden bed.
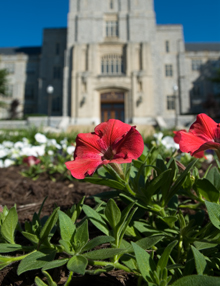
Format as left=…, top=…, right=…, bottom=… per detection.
left=0, top=166, right=136, bottom=285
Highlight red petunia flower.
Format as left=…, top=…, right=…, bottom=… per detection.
left=65, top=119, right=144, bottom=179
left=23, top=156, right=41, bottom=167
left=174, top=113, right=220, bottom=158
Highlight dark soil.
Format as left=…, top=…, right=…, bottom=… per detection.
left=0, top=166, right=136, bottom=286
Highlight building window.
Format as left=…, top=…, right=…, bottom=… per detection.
left=106, top=21, right=118, bottom=37
left=101, top=55, right=124, bottom=75
left=165, top=65, right=173, bottom=77
left=5, top=84, right=13, bottom=97
left=5, top=63, right=15, bottom=74
left=192, top=84, right=201, bottom=98
left=167, top=95, right=175, bottom=110
left=53, top=66, right=61, bottom=79
left=26, top=63, right=36, bottom=74
left=52, top=97, right=61, bottom=112
left=165, top=41, right=169, bottom=53
left=25, top=84, right=34, bottom=99
left=110, top=0, right=114, bottom=9
left=192, top=59, right=202, bottom=71
left=56, top=43, right=60, bottom=55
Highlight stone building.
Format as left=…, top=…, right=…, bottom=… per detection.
left=0, top=0, right=220, bottom=126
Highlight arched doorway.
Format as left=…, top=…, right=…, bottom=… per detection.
left=101, top=91, right=125, bottom=122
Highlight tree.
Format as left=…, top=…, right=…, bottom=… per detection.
left=0, top=67, right=9, bottom=109
left=0, top=68, right=8, bottom=96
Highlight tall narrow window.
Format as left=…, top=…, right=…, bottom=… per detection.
left=167, top=95, right=175, bottom=110
left=53, top=66, right=61, bottom=79
left=25, top=84, right=34, bottom=99
left=165, top=65, right=173, bottom=77
left=101, top=55, right=124, bottom=75
left=110, top=0, right=114, bottom=9
left=106, top=21, right=118, bottom=37
left=56, top=43, right=60, bottom=55
left=165, top=41, right=169, bottom=53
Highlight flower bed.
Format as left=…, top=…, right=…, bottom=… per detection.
left=0, top=115, right=220, bottom=286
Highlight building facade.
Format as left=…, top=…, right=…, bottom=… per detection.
left=0, top=0, right=220, bottom=126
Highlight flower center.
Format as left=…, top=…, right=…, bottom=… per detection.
left=103, top=147, right=115, bottom=160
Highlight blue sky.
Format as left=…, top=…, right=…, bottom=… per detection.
left=0, top=0, right=219, bottom=47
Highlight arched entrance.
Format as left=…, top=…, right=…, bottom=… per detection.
left=101, top=91, right=125, bottom=122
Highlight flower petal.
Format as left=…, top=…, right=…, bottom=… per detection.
left=190, top=113, right=217, bottom=141
left=74, top=132, right=102, bottom=160
left=174, top=130, right=207, bottom=155
left=192, top=141, right=220, bottom=156
left=65, top=158, right=106, bottom=179
left=94, top=119, right=132, bottom=149
left=112, top=126, right=144, bottom=160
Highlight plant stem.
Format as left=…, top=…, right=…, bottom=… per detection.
left=109, top=163, right=125, bottom=180
left=89, top=260, right=140, bottom=275
left=65, top=271, right=73, bottom=286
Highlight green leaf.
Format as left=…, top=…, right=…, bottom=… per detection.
left=83, top=248, right=127, bottom=260
left=135, top=235, right=164, bottom=250
left=59, top=240, right=74, bottom=255
left=22, top=231, right=39, bottom=244
left=146, top=169, right=172, bottom=198
left=35, top=277, right=48, bottom=286
left=1, top=206, right=18, bottom=244
left=40, top=207, right=59, bottom=241
left=71, top=196, right=85, bottom=223
left=83, top=205, right=109, bottom=235
left=120, top=254, right=138, bottom=272
left=74, top=220, right=89, bottom=251
left=67, top=255, right=88, bottom=275
left=17, top=250, right=56, bottom=275
left=205, top=201, right=220, bottom=230
left=167, top=159, right=197, bottom=202
left=0, top=243, right=22, bottom=253
left=193, top=241, right=217, bottom=250
left=105, top=199, right=121, bottom=230
left=81, top=235, right=115, bottom=252
left=82, top=176, right=126, bottom=191
left=42, top=258, right=69, bottom=271
left=191, top=246, right=207, bottom=275
left=206, top=167, right=220, bottom=190
left=159, top=216, right=178, bottom=228
left=58, top=210, right=76, bottom=242
left=195, top=179, right=219, bottom=203
left=157, top=240, right=177, bottom=271
left=171, top=275, right=220, bottom=286
left=131, top=242, right=156, bottom=282
left=41, top=271, right=57, bottom=286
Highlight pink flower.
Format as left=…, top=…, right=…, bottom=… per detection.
left=65, top=119, right=144, bottom=179
left=174, top=113, right=220, bottom=158
left=23, top=156, right=41, bottom=167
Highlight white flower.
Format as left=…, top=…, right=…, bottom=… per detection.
left=22, top=137, right=29, bottom=144
left=4, top=159, right=14, bottom=167
left=0, top=160, right=4, bottom=168
left=67, top=145, right=75, bottom=155
left=48, top=150, right=54, bottom=156
left=206, top=154, right=213, bottom=163
left=153, top=132, right=164, bottom=144
left=14, top=141, right=24, bottom=149
left=161, top=136, right=179, bottom=150
left=2, top=141, right=13, bottom=148
left=0, top=149, right=9, bottom=158
left=35, top=133, right=48, bottom=144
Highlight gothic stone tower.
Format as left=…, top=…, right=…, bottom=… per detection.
left=63, top=0, right=187, bottom=125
